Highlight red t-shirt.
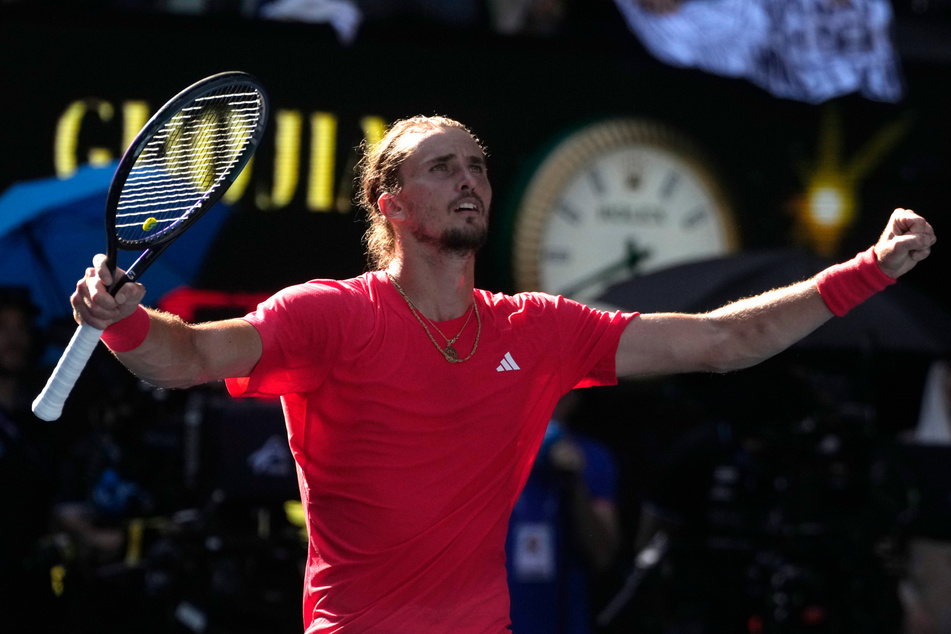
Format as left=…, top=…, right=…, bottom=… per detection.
left=226, top=271, right=635, bottom=633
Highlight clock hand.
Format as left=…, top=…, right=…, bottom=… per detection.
left=557, top=240, right=651, bottom=299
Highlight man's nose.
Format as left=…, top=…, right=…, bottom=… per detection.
left=457, top=170, right=478, bottom=191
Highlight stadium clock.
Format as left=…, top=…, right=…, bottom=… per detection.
left=510, top=118, right=740, bottom=305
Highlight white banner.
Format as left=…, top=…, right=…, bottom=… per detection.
left=614, top=0, right=904, bottom=103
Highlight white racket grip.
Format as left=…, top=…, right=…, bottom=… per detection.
left=32, top=323, right=104, bottom=421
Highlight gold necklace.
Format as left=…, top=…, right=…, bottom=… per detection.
left=387, top=273, right=481, bottom=363
left=424, top=303, right=474, bottom=352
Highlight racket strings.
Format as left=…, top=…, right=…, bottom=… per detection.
left=115, top=85, right=265, bottom=244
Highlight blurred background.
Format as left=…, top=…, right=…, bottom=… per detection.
left=1, top=0, right=950, bottom=632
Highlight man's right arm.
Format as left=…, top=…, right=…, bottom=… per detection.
left=72, top=254, right=263, bottom=389
left=113, top=311, right=261, bottom=389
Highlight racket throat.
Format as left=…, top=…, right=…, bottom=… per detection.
left=107, top=246, right=162, bottom=295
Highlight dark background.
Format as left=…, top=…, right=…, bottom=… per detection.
left=3, top=1, right=951, bottom=631
left=4, top=0, right=949, bottom=440
left=3, top=2, right=949, bottom=302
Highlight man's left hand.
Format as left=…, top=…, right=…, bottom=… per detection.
left=875, top=208, right=936, bottom=278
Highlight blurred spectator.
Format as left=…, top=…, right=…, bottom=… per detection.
left=487, top=0, right=568, bottom=35
left=612, top=366, right=906, bottom=633
left=355, top=0, right=486, bottom=29
left=506, top=391, right=620, bottom=633
left=904, top=359, right=951, bottom=446
left=899, top=359, right=951, bottom=634
left=256, top=0, right=489, bottom=43
left=258, top=0, right=363, bottom=43
left=629, top=0, right=682, bottom=14
left=0, top=287, right=60, bottom=630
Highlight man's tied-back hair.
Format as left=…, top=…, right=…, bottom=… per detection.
left=355, top=115, right=486, bottom=270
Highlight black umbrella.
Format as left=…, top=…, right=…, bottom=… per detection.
left=597, top=248, right=951, bottom=356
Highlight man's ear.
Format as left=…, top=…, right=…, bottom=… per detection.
left=378, top=192, right=404, bottom=220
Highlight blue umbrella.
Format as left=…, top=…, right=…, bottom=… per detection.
left=0, top=163, right=231, bottom=328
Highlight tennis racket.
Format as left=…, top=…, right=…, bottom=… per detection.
left=32, top=71, right=269, bottom=421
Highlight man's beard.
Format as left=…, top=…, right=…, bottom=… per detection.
left=442, top=222, right=488, bottom=254
left=413, top=219, right=488, bottom=256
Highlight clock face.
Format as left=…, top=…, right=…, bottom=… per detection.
left=512, top=119, right=739, bottom=305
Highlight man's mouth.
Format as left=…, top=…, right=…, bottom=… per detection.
left=453, top=199, right=481, bottom=214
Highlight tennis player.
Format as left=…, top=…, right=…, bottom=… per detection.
left=71, top=116, right=935, bottom=632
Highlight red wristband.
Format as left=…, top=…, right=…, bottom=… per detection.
left=101, top=305, right=150, bottom=352
left=815, top=246, right=896, bottom=317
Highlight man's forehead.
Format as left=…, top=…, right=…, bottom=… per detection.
left=400, top=127, right=484, bottom=162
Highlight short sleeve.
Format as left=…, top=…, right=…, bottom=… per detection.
left=548, top=295, right=636, bottom=391
left=225, top=279, right=368, bottom=397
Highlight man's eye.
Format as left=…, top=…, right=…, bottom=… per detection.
left=432, top=163, right=448, bottom=171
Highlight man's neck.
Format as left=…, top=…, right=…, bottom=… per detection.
left=387, top=249, right=476, bottom=321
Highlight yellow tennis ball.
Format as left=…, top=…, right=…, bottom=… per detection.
left=142, top=217, right=158, bottom=232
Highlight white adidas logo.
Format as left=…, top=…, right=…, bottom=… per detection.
left=496, top=352, right=520, bottom=372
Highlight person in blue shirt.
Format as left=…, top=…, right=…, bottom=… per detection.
left=506, top=392, right=621, bottom=633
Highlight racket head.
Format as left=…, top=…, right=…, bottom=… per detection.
left=105, top=71, right=269, bottom=258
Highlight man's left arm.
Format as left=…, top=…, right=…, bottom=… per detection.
left=615, top=208, right=936, bottom=378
